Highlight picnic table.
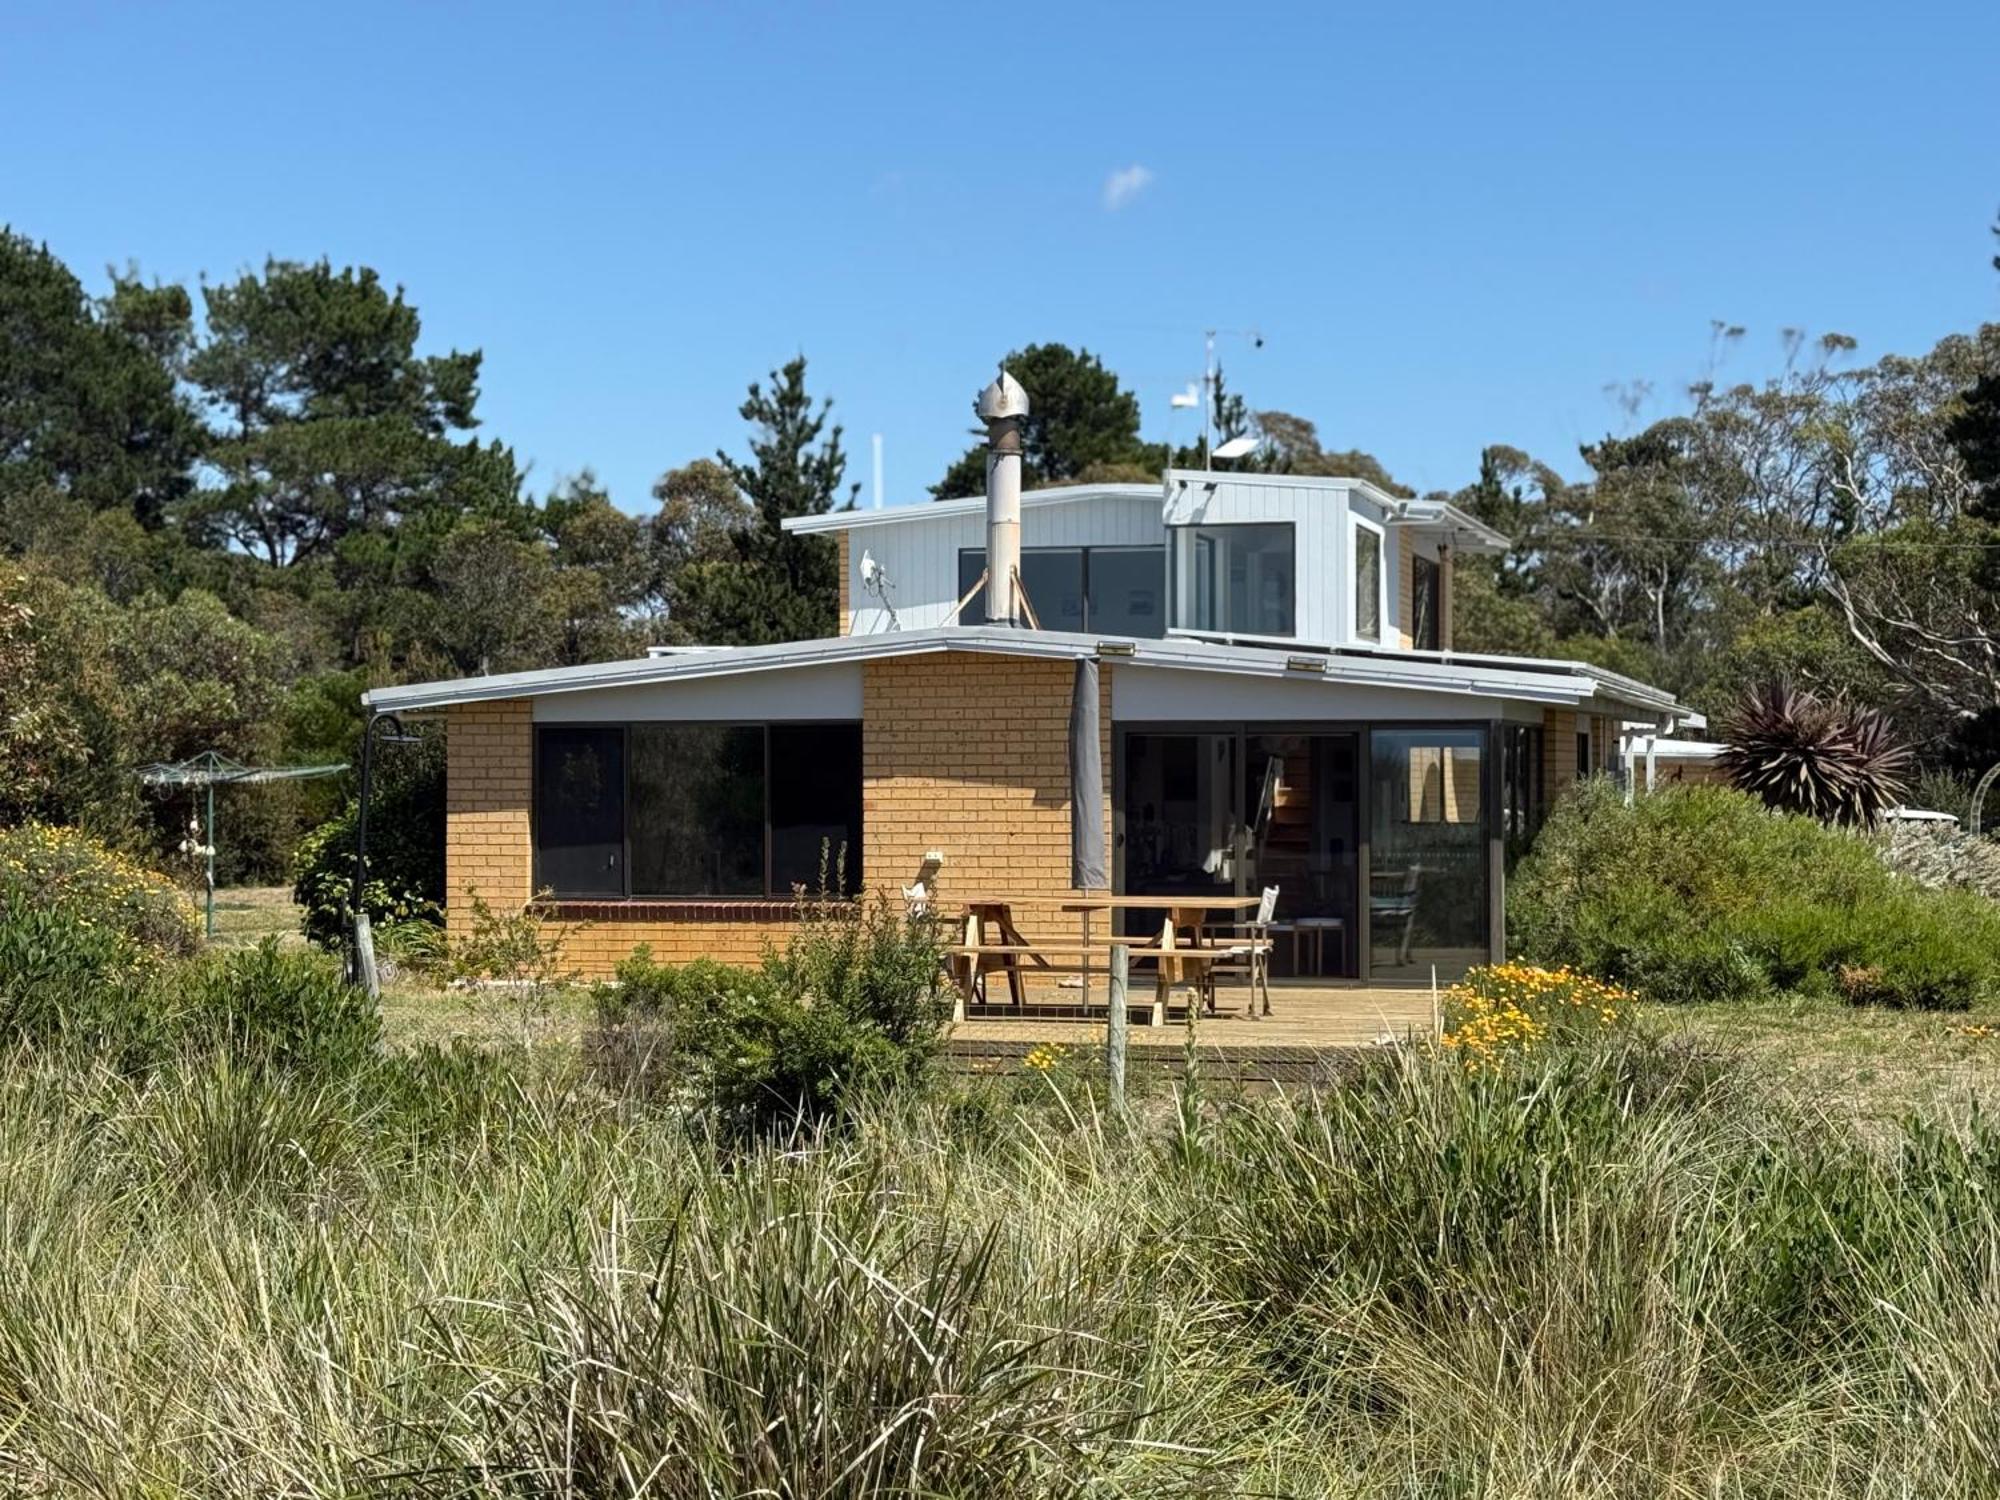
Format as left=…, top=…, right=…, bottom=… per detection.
left=947, top=893, right=1265, bottom=1021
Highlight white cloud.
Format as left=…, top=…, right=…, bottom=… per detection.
left=1102, top=164, right=1154, bottom=212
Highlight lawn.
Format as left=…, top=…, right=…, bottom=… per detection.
left=1645, top=995, right=2000, bottom=1134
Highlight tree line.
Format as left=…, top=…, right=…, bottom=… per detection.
left=3, top=218, right=1999, bottom=882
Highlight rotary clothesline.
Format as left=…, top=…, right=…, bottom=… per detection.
left=135, top=751, right=349, bottom=937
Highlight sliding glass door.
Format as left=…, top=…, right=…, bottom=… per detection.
left=1367, top=728, right=1489, bottom=982
left=1118, top=728, right=1362, bottom=978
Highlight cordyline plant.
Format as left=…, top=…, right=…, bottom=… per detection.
left=1718, top=680, right=1913, bottom=827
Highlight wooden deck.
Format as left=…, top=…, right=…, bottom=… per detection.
left=947, top=978, right=1439, bottom=1080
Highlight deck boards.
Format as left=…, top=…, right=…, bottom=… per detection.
left=947, top=980, right=1438, bottom=1072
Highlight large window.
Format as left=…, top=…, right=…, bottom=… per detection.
left=956, top=545, right=1163, bottom=635
left=532, top=723, right=862, bottom=899
left=533, top=727, right=624, bottom=897
left=629, top=725, right=764, bottom=896
left=1411, top=552, right=1440, bottom=651
left=1169, top=522, right=1295, bottom=637
left=1354, top=522, right=1383, bottom=643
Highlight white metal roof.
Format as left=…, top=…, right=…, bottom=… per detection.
left=780, top=472, right=1512, bottom=553
left=363, top=624, right=1681, bottom=720
left=782, top=483, right=1160, bottom=535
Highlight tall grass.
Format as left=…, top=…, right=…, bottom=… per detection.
left=0, top=1035, right=1995, bottom=1495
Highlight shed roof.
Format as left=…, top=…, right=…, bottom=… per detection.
left=363, top=624, right=1682, bottom=721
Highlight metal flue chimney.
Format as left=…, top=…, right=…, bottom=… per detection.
left=976, top=367, right=1029, bottom=626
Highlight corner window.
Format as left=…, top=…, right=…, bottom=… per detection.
left=1169, top=522, right=1295, bottom=637
left=1353, top=520, right=1383, bottom=643
left=532, top=723, right=862, bottom=899
left=1412, top=552, right=1441, bottom=651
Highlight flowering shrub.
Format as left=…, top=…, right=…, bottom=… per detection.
left=1023, top=1043, right=1070, bottom=1074
left=0, top=823, right=199, bottom=958
left=1440, top=963, right=1632, bottom=1073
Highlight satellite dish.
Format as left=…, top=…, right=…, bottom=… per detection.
left=1213, top=434, right=1258, bottom=461
left=860, top=549, right=879, bottom=585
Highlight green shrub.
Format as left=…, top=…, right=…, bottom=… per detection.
left=587, top=892, right=952, bottom=1137
left=291, top=741, right=442, bottom=949
left=0, top=898, right=157, bottom=1060
left=0, top=822, right=198, bottom=957
left=1510, top=780, right=2000, bottom=1008
left=166, top=940, right=382, bottom=1078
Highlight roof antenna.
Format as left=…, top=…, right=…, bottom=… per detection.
left=859, top=548, right=901, bottom=631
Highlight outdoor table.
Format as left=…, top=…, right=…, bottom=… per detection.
left=949, top=894, right=1263, bottom=1016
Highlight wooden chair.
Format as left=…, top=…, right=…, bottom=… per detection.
left=1209, top=884, right=1279, bottom=1016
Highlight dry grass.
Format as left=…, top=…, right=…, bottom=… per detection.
left=1644, top=995, right=2000, bottom=1134
left=205, top=884, right=309, bottom=950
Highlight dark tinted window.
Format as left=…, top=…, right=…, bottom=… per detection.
left=629, top=725, right=765, bottom=896
left=958, top=545, right=1164, bottom=636
left=770, top=724, right=863, bottom=894
left=1412, top=553, right=1440, bottom=650
left=1087, top=546, right=1165, bottom=637
left=534, top=727, right=624, bottom=896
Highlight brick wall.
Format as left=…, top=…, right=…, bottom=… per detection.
left=837, top=530, right=851, bottom=634
left=445, top=699, right=534, bottom=937
left=862, top=653, right=1112, bottom=944
left=443, top=653, right=1117, bottom=977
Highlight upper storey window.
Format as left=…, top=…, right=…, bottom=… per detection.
left=1169, top=522, right=1295, bottom=637
left=1411, top=552, right=1441, bottom=651
left=1353, top=521, right=1383, bottom=643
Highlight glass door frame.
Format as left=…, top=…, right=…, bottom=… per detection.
left=1112, top=718, right=1506, bottom=984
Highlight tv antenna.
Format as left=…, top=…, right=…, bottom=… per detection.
left=860, top=548, right=901, bottom=631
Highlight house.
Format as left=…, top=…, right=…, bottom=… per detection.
left=364, top=371, right=1687, bottom=987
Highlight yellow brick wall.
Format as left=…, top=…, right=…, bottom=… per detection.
left=862, top=653, right=1112, bottom=945
left=445, top=699, right=534, bottom=938
left=837, top=530, right=851, bottom=635
left=444, top=698, right=803, bottom=977
left=444, top=654, right=1118, bottom=977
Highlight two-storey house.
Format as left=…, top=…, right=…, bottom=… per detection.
left=366, top=371, right=1684, bottom=988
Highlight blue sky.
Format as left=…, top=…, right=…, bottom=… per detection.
left=6, top=0, right=1998, bottom=511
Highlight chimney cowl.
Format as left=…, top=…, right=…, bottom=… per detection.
left=975, top=369, right=1030, bottom=422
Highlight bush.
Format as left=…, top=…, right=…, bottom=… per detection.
left=0, top=898, right=157, bottom=1060
left=0, top=822, right=198, bottom=957
left=1510, top=780, right=2000, bottom=1008
left=291, top=740, right=442, bottom=949
left=166, top=940, right=382, bottom=1079
left=1440, top=963, right=1632, bottom=1072
left=1875, top=816, right=2000, bottom=902
left=588, top=892, right=952, bottom=1137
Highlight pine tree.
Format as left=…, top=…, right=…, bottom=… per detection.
left=692, top=356, right=857, bottom=644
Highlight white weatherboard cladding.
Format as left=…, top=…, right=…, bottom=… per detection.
left=1110, top=665, right=1504, bottom=723
left=529, top=663, right=863, bottom=722
left=1161, top=475, right=1393, bottom=645
left=845, top=494, right=1166, bottom=634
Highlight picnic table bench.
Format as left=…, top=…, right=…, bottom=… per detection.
left=943, top=893, right=1271, bottom=1023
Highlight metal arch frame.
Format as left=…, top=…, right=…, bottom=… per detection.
left=1971, top=764, right=2000, bottom=837
left=349, top=711, right=425, bottom=993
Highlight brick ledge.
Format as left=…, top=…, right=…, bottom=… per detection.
left=531, top=899, right=819, bottom=922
